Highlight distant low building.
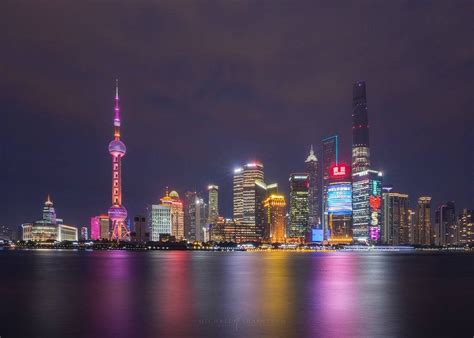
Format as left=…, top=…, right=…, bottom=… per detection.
left=209, top=217, right=242, bottom=243
left=131, top=215, right=149, bottom=242
left=80, top=226, right=88, bottom=241
left=90, top=215, right=110, bottom=240
left=21, top=196, right=78, bottom=242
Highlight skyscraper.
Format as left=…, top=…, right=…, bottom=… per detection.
left=207, top=185, right=219, bottom=223
left=288, top=173, right=309, bottom=240
left=435, top=201, right=456, bottom=246
left=321, top=135, right=339, bottom=239
left=305, top=145, right=320, bottom=229
left=382, top=192, right=409, bottom=245
left=408, top=209, right=417, bottom=244
left=352, top=169, right=383, bottom=242
left=458, top=209, right=474, bottom=245
left=263, top=194, right=286, bottom=243
left=161, top=190, right=185, bottom=241
left=408, top=209, right=416, bottom=244
left=415, top=196, right=432, bottom=246
left=233, top=162, right=264, bottom=241
left=184, top=191, right=207, bottom=242
left=148, top=204, right=171, bottom=241
left=108, top=80, right=129, bottom=241
left=327, top=164, right=353, bottom=243
left=352, top=81, right=370, bottom=174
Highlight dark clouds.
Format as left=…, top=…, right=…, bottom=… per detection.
left=0, top=0, right=473, bottom=227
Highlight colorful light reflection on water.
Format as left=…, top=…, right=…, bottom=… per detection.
left=0, top=250, right=473, bottom=337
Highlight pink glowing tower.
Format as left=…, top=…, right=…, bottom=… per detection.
left=108, top=80, right=129, bottom=241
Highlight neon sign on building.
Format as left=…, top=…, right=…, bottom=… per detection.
left=330, top=164, right=350, bottom=179
left=369, top=180, right=382, bottom=241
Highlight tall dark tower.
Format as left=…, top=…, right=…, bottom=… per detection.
left=305, top=145, right=320, bottom=229
left=351, top=81, right=370, bottom=174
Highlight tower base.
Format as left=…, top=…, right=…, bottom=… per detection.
left=110, top=221, right=130, bottom=241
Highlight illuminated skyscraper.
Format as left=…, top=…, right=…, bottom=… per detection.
left=207, top=185, right=219, bottom=223
left=458, top=209, right=474, bottom=245
left=321, top=135, right=339, bottom=239
left=408, top=209, right=416, bottom=244
left=382, top=192, right=409, bottom=245
left=233, top=162, right=264, bottom=241
left=108, top=80, right=129, bottom=241
left=435, top=201, right=456, bottom=245
left=148, top=204, right=171, bottom=241
left=288, top=173, right=309, bottom=240
left=352, top=169, right=383, bottom=242
left=352, top=81, right=371, bottom=174
left=184, top=191, right=207, bottom=242
left=415, top=196, right=432, bottom=246
left=263, top=194, right=286, bottom=243
left=327, top=164, right=353, bottom=244
left=161, top=190, right=185, bottom=241
left=305, top=145, right=320, bottom=229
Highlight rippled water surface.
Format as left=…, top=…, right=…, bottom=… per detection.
left=0, top=250, right=473, bottom=337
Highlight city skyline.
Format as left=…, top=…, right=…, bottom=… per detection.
left=1, top=2, right=473, bottom=229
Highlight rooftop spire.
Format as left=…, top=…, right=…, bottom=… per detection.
left=305, top=144, right=317, bottom=162
left=114, top=78, right=120, bottom=124
left=45, top=194, right=53, bottom=206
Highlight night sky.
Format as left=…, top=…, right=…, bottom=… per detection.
left=1, top=1, right=473, bottom=228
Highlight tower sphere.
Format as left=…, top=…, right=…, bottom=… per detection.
left=108, top=140, right=127, bottom=157
left=108, top=205, right=128, bottom=221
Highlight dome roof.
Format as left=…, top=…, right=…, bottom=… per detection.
left=108, top=140, right=126, bottom=156
left=169, top=191, right=179, bottom=198
left=108, top=205, right=128, bottom=221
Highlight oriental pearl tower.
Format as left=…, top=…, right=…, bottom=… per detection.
left=108, top=80, right=129, bottom=241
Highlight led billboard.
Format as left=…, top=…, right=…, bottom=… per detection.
left=327, top=183, right=352, bottom=215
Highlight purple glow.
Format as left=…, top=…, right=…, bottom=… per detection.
left=108, top=139, right=126, bottom=156
left=369, top=226, right=380, bottom=241
left=90, top=216, right=100, bottom=240
left=108, top=206, right=127, bottom=221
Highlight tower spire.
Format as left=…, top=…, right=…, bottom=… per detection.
left=114, top=78, right=120, bottom=126
left=305, top=144, right=317, bottom=162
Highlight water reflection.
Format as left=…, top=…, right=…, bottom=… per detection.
left=87, top=251, right=134, bottom=337
left=153, top=251, right=193, bottom=337
left=261, top=252, right=292, bottom=336
left=1, top=251, right=473, bottom=337
left=312, top=253, right=362, bottom=337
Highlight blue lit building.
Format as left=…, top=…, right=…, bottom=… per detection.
left=327, top=164, right=353, bottom=243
